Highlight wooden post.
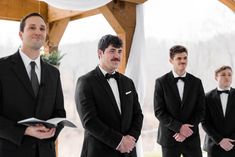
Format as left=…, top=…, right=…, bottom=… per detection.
left=99, top=1, right=137, bottom=73
left=45, top=18, right=70, bottom=52
left=219, top=0, right=235, bottom=11
left=45, top=18, right=70, bottom=157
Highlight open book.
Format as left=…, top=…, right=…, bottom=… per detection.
left=18, top=117, right=77, bottom=128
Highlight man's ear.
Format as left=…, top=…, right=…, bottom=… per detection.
left=169, top=58, right=173, bottom=64
left=19, top=31, right=23, bottom=41
left=98, top=49, right=103, bottom=59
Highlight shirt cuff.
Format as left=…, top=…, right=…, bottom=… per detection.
left=116, top=136, right=124, bottom=150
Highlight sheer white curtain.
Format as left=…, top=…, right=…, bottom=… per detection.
left=41, top=0, right=111, bottom=11
left=125, top=4, right=146, bottom=157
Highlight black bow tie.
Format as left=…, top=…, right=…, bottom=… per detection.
left=174, top=77, right=185, bottom=82
left=105, top=72, right=118, bottom=80
left=218, top=90, right=229, bottom=95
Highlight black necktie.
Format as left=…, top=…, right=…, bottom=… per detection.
left=218, top=90, right=229, bottom=95
left=174, top=77, right=185, bottom=82
left=105, top=72, right=118, bottom=81
left=30, top=61, right=39, bottom=96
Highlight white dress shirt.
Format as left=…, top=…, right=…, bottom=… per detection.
left=217, top=87, right=230, bottom=116
left=99, top=66, right=121, bottom=113
left=19, top=49, right=41, bottom=84
left=172, top=70, right=186, bottom=100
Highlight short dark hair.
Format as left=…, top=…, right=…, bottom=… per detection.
left=98, top=34, right=123, bottom=52
left=215, top=65, right=232, bottom=76
left=169, top=45, right=188, bottom=59
left=19, top=12, right=46, bottom=32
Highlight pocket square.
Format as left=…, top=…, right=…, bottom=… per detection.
left=125, top=91, right=132, bottom=95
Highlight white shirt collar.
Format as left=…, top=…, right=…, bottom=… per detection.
left=172, top=70, right=187, bottom=78
left=217, top=86, right=231, bottom=91
left=19, top=49, right=40, bottom=68
left=99, top=65, right=116, bottom=76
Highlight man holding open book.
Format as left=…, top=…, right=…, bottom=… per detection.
left=0, top=13, right=66, bottom=157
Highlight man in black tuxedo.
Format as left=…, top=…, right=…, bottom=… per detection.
left=0, top=13, right=66, bottom=157
left=154, top=45, right=205, bottom=157
left=75, top=34, right=143, bottom=157
left=202, top=66, right=235, bottom=157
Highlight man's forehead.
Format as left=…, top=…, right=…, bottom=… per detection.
left=174, top=52, right=187, bottom=57
left=219, top=69, right=232, bottom=73
left=108, top=45, right=122, bottom=50
left=25, top=16, right=46, bottom=26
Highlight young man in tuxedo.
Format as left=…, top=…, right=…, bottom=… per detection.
left=0, top=13, right=66, bottom=157
left=75, top=34, right=143, bottom=157
left=202, top=66, right=235, bottom=157
left=154, top=45, right=205, bottom=157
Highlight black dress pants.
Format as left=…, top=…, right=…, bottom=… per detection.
left=162, top=143, right=202, bottom=157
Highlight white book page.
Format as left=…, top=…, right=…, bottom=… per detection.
left=47, top=118, right=67, bottom=125
left=18, top=117, right=44, bottom=123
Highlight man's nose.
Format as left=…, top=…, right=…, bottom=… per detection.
left=35, top=28, right=42, bottom=34
left=114, top=51, right=121, bottom=57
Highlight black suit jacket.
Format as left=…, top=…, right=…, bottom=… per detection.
left=0, top=52, right=66, bottom=157
left=75, top=66, right=143, bottom=157
left=202, top=88, right=235, bottom=156
left=154, top=71, right=205, bottom=147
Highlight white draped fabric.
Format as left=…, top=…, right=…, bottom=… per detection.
left=41, top=0, right=112, bottom=11
left=125, top=5, right=145, bottom=157
left=125, top=5, right=146, bottom=106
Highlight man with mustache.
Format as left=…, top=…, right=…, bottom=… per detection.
left=0, top=13, right=66, bottom=157
left=154, top=45, right=205, bottom=157
left=202, top=66, right=235, bottom=157
left=75, top=34, right=143, bottom=157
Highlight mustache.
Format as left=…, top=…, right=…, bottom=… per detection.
left=111, top=58, right=120, bottom=61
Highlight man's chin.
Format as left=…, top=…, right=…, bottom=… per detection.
left=111, top=66, right=119, bottom=71
left=179, top=66, right=186, bottom=70
left=112, top=63, right=120, bottom=67
left=31, top=44, right=43, bottom=50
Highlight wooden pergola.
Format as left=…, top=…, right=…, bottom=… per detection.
left=0, top=0, right=148, bottom=73
left=0, top=0, right=235, bottom=72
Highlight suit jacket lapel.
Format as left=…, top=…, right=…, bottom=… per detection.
left=116, top=74, right=125, bottom=116
left=95, top=67, right=121, bottom=116
left=35, top=59, right=47, bottom=116
left=225, top=88, right=234, bottom=118
left=213, top=90, right=225, bottom=118
left=168, top=72, right=181, bottom=105
left=10, top=52, right=35, bottom=98
left=182, top=74, right=190, bottom=105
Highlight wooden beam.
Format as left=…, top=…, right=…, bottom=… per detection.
left=48, top=6, right=80, bottom=22
left=121, top=0, right=147, bottom=4
left=219, top=0, right=235, bottom=11
left=47, top=0, right=147, bottom=23
left=100, top=1, right=136, bottom=73
left=0, top=0, right=47, bottom=21
left=48, top=6, right=100, bottom=22
left=46, top=18, right=70, bottom=50
left=70, top=9, right=100, bottom=21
